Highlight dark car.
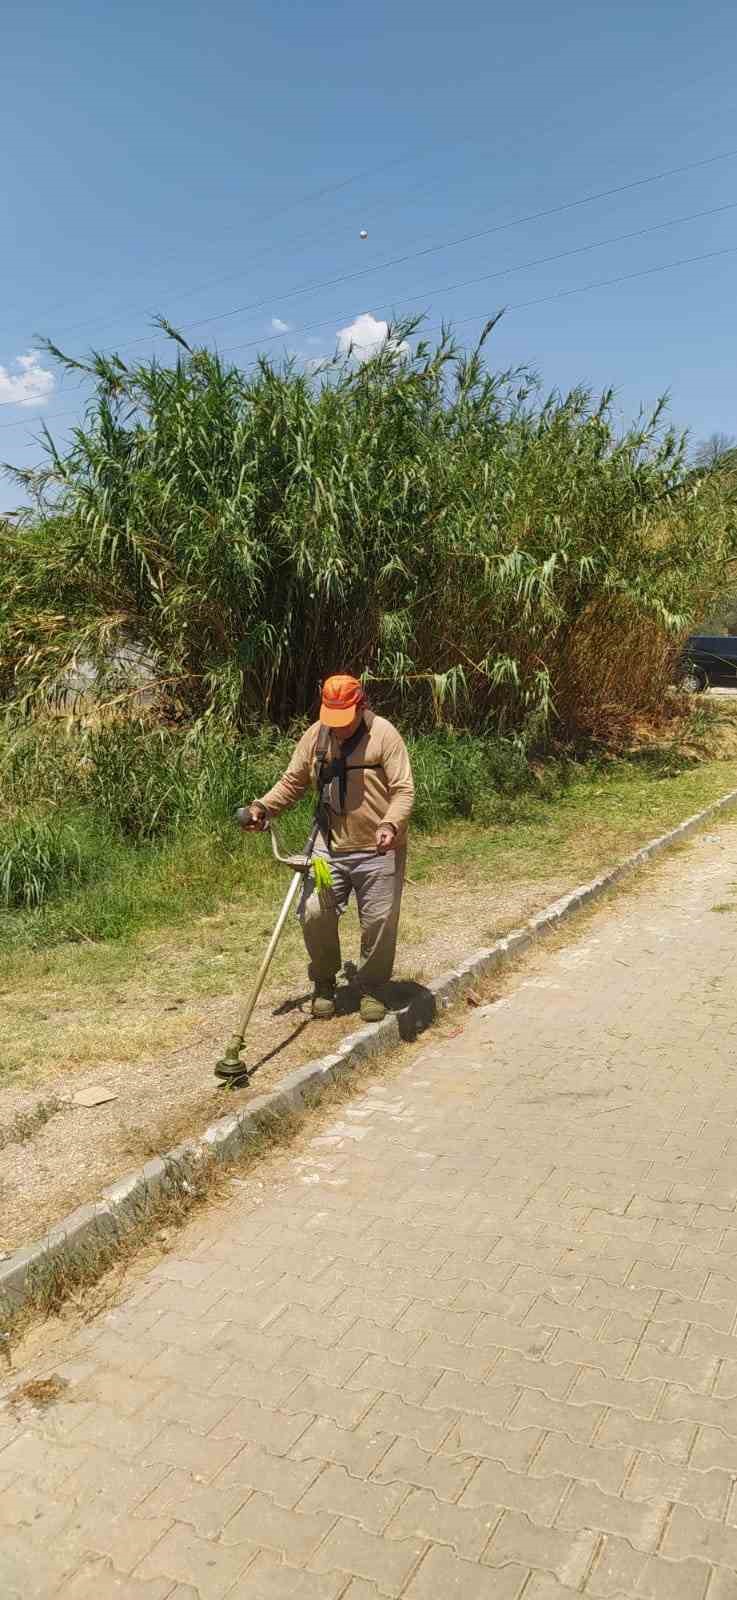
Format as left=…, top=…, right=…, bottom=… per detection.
left=678, top=635, right=737, bottom=692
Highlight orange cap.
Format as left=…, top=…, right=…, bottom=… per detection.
left=320, top=673, right=365, bottom=728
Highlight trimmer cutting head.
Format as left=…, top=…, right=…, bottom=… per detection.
left=214, top=1035, right=250, bottom=1084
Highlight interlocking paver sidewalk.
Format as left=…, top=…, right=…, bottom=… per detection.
left=5, top=827, right=737, bottom=1596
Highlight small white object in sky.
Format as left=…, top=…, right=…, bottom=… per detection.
left=359, top=229, right=368, bottom=239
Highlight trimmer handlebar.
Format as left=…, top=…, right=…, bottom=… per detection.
left=235, top=810, right=318, bottom=874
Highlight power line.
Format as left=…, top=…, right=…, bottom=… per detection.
left=0, top=150, right=414, bottom=339
left=462, top=240, right=737, bottom=327
left=120, top=146, right=737, bottom=350
left=214, top=197, right=737, bottom=361
left=14, top=143, right=734, bottom=378
left=7, top=183, right=726, bottom=410
left=3, top=239, right=736, bottom=436
left=43, top=162, right=445, bottom=347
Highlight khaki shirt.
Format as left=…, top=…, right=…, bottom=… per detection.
left=256, top=713, right=415, bottom=853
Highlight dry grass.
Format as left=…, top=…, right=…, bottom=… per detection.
left=3, top=729, right=737, bottom=1258
left=0, top=1096, right=64, bottom=1152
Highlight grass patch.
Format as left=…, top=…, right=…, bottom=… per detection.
left=2, top=738, right=737, bottom=1088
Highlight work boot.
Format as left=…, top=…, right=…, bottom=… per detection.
left=360, top=993, right=386, bottom=1024
left=312, top=981, right=336, bottom=1020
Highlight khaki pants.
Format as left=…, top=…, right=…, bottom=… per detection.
left=299, top=846, right=406, bottom=993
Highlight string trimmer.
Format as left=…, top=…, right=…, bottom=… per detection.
left=214, top=816, right=327, bottom=1085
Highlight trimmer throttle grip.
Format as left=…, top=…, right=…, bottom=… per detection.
left=236, top=807, right=268, bottom=831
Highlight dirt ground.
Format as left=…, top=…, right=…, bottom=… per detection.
left=0, top=869, right=572, bottom=1253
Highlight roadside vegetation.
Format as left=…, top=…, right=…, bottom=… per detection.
left=0, top=316, right=735, bottom=1050
left=3, top=316, right=735, bottom=740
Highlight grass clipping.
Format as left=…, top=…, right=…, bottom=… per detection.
left=312, top=856, right=335, bottom=907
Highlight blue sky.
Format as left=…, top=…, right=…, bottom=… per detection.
left=2, top=0, right=736, bottom=499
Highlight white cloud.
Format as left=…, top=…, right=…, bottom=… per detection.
left=336, top=312, right=408, bottom=365
left=270, top=317, right=290, bottom=334
left=0, top=350, right=55, bottom=408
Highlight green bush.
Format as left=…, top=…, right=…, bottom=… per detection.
left=3, top=318, right=734, bottom=744
left=0, top=815, right=88, bottom=909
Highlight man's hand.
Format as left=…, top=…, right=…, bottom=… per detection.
left=239, top=804, right=269, bottom=832
left=376, top=824, right=397, bottom=855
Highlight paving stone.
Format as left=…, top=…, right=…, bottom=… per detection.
left=372, top=1435, right=479, bottom=1499
left=81, top=1330, right=167, bottom=1376
left=69, top=1405, right=162, bottom=1461
left=52, top=1448, right=170, bottom=1513
left=134, top=1468, right=248, bottom=1536
left=387, top=1484, right=502, bottom=1558
left=469, top=1314, right=555, bottom=1358
left=484, top=1508, right=597, bottom=1587
left=220, top=1490, right=334, bottom=1561
left=56, top=1559, right=173, bottom=1599
left=145, top=1382, right=238, bottom=1433
left=336, top=1320, right=424, bottom=1364
left=53, top=1505, right=173, bottom=1577
left=490, top=1353, right=580, bottom=1400
left=136, top=1523, right=255, bottom=1597
left=462, top=1457, right=568, bottom=1522
left=215, top=1440, right=322, bottom=1507
left=211, top=1398, right=313, bottom=1453
left=339, top=1582, right=388, bottom=1600
left=523, top=1295, right=609, bottom=1338
left=210, top=1360, right=306, bottom=1408
left=75, top=1370, right=165, bottom=1418
left=227, top=1550, right=345, bottom=1598
left=529, top=1434, right=630, bottom=1496
left=595, top=1409, right=695, bottom=1463
left=625, top=1451, right=731, bottom=1519
left=0, top=1430, right=89, bottom=1490
left=404, top=1332, right=494, bottom=1382
left=439, top=1416, right=542, bottom=1468
left=586, top=1532, right=709, bottom=1598
left=328, top=1288, right=412, bottom=1327
left=626, top=1344, right=718, bottom=1391
left=0, top=1480, right=82, bottom=1539
left=207, top=1327, right=295, bottom=1370
left=522, top=1578, right=582, bottom=1599
left=281, top=1376, right=379, bottom=1429
left=298, top=1462, right=407, bottom=1532
left=709, top=1573, right=737, bottom=1600
left=662, top=1499, right=737, bottom=1567
left=11, top=831, right=737, bottom=1599
left=309, top=1517, right=425, bottom=1595
left=569, top=1369, right=663, bottom=1418
left=343, top=1354, right=437, bottom=1406
left=660, top=1386, right=737, bottom=1431
left=510, top=1391, right=604, bottom=1444
left=362, top=1393, right=457, bottom=1450
left=289, top=1416, right=394, bottom=1477
left=0, top=1526, right=80, bottom=1598
left=451, top=1282, right=536, bottom=1320
left=142, top=1422, right=244, bottom=1481
left=556, top=1480, right=670, bottom=1552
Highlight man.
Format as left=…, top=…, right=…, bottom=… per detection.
left=242, top=674, right=414, bottom=1023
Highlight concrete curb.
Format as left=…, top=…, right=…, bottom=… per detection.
left=3, top=784, right=737, bottom=1320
